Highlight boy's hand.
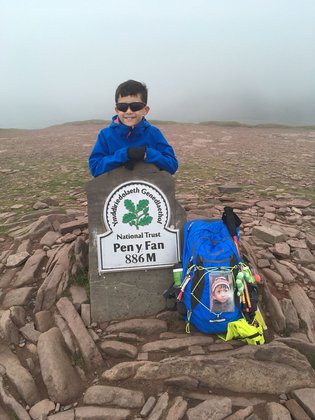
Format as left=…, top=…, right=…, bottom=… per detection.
left=127, top=146, right=146, bottom=161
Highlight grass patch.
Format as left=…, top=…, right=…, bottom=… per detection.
left=61, top=289, right=72, bottom=299
left=0, top=225, right=10, bottom=235
left=68, top=264, right=90, bottom=303
left=0, top=158, right=90, bottom=214
left=299, top=319, right=308, bottom=332
left=49, top=119, right=108, bottom=127
left=309, top=354, right=315, bottom=370
left=74, top=268, right=89, bottom=288
left=71, top=351, right=85, bottom=369
left=257, top=182, right=315, bottom=204
left=282, top=326, right=293, bottom=337
left=199, top=120, right=245, bottom=127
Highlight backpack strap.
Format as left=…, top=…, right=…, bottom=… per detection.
left=186, top=310, right=192, bottom=334
left=190, top=255, right=205, bottom=310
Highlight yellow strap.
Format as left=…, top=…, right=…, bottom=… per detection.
left=186, top=311, right=192, bottom=334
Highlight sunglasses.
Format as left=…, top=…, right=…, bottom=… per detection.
left=116, top=102, right=146, bottom=112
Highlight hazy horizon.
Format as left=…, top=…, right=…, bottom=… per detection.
left=1, top=0, right=315, bottom=129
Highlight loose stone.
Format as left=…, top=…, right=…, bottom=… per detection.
left=83, top=385, right=145, bottom=408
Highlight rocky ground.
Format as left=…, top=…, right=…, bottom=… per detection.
left=0, top=122, right=315, bottom=419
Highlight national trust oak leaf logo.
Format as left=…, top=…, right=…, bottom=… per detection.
left=122, top=199, right=153, bottom=230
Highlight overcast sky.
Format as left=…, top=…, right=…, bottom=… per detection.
left=1, top=0, right=315, bottom=128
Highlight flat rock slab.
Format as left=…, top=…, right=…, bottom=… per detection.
left=261, top=268, right=283, bottom=285
left=165, top=396, right=188, bottom=420
left=37, top=327, right=83, bottom=404
left=0, top=268, right=18, bottom=288
left=47, top=410, right=75, bottom=419
left=59, top=218, right=88, bottom=235
left=19, top=322, right=41, bottom=343
left=291, top=388, right=315, bottom=419
left=287, top=199, right=312, bottom=208
left=306, top=234, right=315, bottom=250
left=164, top=375, right=199, bottom=390
left=83, top=385, right=145, bottom=408
left=0, top=406, right=10, bottom=420
left=34, top=310, right=55, bottom=332
left=69, top=284, right=87, bottom=304
left=301, top=267, right=315, bottom=283
left=252, top=226, right=285, bottom=244
left=5, top=251, right=30, bottom=268
left=33, top=201, right=49, bottom=210
left=280, top=299, right=300, bottom=331
left=186, top=397, right=232, bottom=420
left=102, top=361, right=148, bottom=382
left=208, top=343, right=235, bottom=352
left=29, top=399, right=55, bottom=419
left=100, top=340, right=138, bottom=359
left=287, top=239, right=308, bottom=249
left=292, top=249, right=315, bottom=265
left=40, top=231, right=62, bottom=247
left=14, top=249, right=46, bottom=287
left=0, top=343, right=40, bottom=406
left=10, top=306, right=26, bottom=327
left=81, top=303, right=91, bottom=327
left=59, top=232, right=77, bottom=243
left=285, top=399, right=311, bottom=420
left=140, top=396, right=156, bottom=417
left=0, top=376, right=30, bottom=420
left=142, top=336, right=214, bottom=352
left=0, top=310, right=19, bottom=344
left=218, top=184, right=242, bottom=193
left=47, top=407, right=130, bottom=420
left=148, top=391, right=169, bottom=420
left=265, top=402, right=291, bottom=420
left=273, top=242, right=290, bottom=258
left=183, top=392, right=265, bottom=408
left=224, top=406, right=253, bottom=420
left=56, top=297, right=103, bottom=369
left=263, top=285, right=286, bottom=333
left=275, top=337, right=315, bottom=365
left=16, top=216, right=54, bottom=241
left=289, top=284, right=315, bottom=343
left=273, top=260, right=295, bottom=283
left=116, top=342, right=315, bottom=395
left=75, top=406, right=130, bottom=420
left=35, top=243, right=74, bottom=312
left=2, top=287, right=35, bottom=309
left=106, top=318, right=167, bottom=336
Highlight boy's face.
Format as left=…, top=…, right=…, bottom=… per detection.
left=214, top=285, right=229, bottom=303
left=115, top=94, right=150, bottom=127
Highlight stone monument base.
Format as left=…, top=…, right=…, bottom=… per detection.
left=90, top=267, right=173, bottom=321
left=86, top=163, right=186, bottom=322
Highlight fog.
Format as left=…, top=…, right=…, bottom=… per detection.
left=1, top=0, right=315, bottom=129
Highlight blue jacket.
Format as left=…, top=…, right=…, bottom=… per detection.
left=89, top=116, right=178, bottom=177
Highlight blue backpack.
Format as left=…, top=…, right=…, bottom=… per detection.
left=178, top=214, right=243, bottom=334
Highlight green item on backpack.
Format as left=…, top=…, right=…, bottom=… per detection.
left=173, top=263, right=183, bottom=287
left=218, top=316, right=265, bottom=345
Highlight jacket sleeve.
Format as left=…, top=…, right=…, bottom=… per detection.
left=89, top=130, right=128, bottom=177
left=144, top=129, right=178, bottom=174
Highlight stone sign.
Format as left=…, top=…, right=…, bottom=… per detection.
left=86, top=163, right=186, bottom=322
left=98, top=180, right=180, bottom=272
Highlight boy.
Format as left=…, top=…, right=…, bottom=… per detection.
left=210, top=276, right=234, bottom=313
left=89, top=80, right=178, bottom=177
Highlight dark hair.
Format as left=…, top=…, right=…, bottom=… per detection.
left=115, top=80, right=148, bottom=104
